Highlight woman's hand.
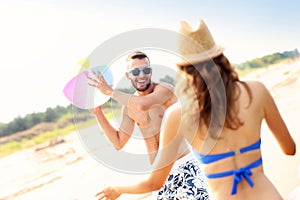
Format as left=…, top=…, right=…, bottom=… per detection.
left=95, top=186, right=121, bottom=200
left=88, top=70, right=113, bottom=96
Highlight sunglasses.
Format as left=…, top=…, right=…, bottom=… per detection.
left=128, top=66, right=152, bottom=76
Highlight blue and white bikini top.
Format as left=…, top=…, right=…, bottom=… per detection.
left=192, top=138, right=262, bottom=195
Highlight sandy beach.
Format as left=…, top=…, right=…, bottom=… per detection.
left=1, top=61, right=300, bottom=200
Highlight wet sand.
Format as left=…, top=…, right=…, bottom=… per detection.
left=1, top=61, right=300, bottom=200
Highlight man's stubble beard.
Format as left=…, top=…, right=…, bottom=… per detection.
left=131, top=80, right=151, bottom=92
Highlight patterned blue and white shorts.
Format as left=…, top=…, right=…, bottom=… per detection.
left=155, top=153, right=210, bottom=200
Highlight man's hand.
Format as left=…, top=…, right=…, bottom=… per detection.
left=95, top=186, right=121, bottom=200
left=88, top=70, right=113, bottom=96
left=89, top=105, right=102, bottom=115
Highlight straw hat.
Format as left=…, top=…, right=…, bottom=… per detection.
left=177, top=19, right=224, bottom=66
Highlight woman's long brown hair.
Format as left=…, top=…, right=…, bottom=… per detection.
left=176, top=54, right=252, bottom=139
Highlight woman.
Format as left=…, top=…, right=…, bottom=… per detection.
left=95, top=19, right=296, bottom=200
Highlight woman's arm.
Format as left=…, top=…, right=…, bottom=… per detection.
left=261, top=82, right=296, bottom=155
left=95, top=104, right=184, bottom=199
left=96, top=165, right=174, bottom=199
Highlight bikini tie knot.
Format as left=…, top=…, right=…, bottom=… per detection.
left=231, top=167, right=254, bottom=195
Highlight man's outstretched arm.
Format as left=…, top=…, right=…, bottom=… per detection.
left=92, top=106, right=134, bottom=150
left=112, top=83, right=175, bottom=111
left=88, top=73, right=175, bottom=111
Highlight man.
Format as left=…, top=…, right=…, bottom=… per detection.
left=89, top=51, right=176, bottom=164
left=89, top=51, right=209, bottom=199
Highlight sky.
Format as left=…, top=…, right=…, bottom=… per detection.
left=0, top=0, right=299, bottom=123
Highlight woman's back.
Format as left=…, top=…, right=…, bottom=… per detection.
left=190, top=80, right=293, bottom=199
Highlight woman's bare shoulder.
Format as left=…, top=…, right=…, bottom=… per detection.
left=244, top=80, right=266, bottom=88
left=164, top=102, right=181, bottom=116
left=243, top=80, right=269, bottom=94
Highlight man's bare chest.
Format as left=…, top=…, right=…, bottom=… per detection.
left=127, top=105, right=165, bottom=128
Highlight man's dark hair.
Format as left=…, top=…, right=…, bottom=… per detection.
left=126, top=51, right=150, bottom=64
